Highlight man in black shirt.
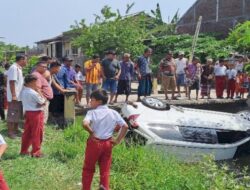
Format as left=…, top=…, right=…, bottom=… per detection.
left=101, top=50, right=121, bottom=104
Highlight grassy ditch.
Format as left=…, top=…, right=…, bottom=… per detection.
left=0, top=118, right=249, bottom=190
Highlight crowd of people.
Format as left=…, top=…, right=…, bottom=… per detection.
left=0, top=48, right=249, bottom=189
left=157, top=50, right=250, bottom=101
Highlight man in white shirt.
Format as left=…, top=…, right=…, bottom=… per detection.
left=226, top=63, right=237, bottom=99
left=214, top=58, right=227, bottom=98
left=175, top=51, right=188, bottom=97
left=6, top=55, right=27, bottom=139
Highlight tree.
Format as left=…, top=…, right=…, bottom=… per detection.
left=227, top=21, right=250, bottom=53
left=151, top=3, right=163, bottom=25
left=151, top=34, right=232, bottom=64
left=72, top=6, right=150, bottom=58
left=0, top=42, right=25, bottom=63
left=72, top=4, right=181, bottom=59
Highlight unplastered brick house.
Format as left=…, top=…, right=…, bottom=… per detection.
left=35, top=31, right=85, bottom=65
left=177, top=0, right=250, bottom=37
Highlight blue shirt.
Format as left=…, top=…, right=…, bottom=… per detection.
left=55, top=64, right=77, bottom=89
left=119, top=61, right=134, bottom=80
left=137, top=56, right=152, bottom=76
left=51, top=74, right=62, bottom=95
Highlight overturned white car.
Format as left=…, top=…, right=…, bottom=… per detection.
left=121, top=97, right=250, bottom=161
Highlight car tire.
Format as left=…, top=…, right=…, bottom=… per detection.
left=125, top=130, right=146, bottom=146
left=237, top=111, right=250, bottom=121
left=141, top=97, right=170, bottom=110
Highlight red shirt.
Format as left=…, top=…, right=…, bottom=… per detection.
left=32, top=71, right=53, bottom=100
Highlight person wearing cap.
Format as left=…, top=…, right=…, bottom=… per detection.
left=200, top=58, right=214, bottom=99
left=159, top=51, right=176, bottom=100
left=226, top=63, right=237, bottom=99
left=84, top=54, right=102, bottom=105
left=32, top=61, right=53, bottom=124
left=56, top=57, right=81, bottom=104
left=185, top=57, right=201, bottom=100
left=136, top=48, right=153, bottom=101
left=0, top=134, right=10, bottom=190
left=101, top=50, right=121, bottom=104
left=114, top=53, right=134, bottom=103
left=55, top=57, right=72, bottom=89
left=214, top=58, right=227, bottom=99
left=6, top=55, right=27, bottom=138
left=175, top=51, right=188, bottom=97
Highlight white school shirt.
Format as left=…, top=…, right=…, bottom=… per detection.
left=214, top=65, right=227, bottom=76
left=84, top=105, right=126, bottom=140
left=7, top=63, right=24, bottom=102
left=75, top=71, right=85, bottom=81
left=235, top=62, right=244, bottom=73
left=226, top=69, right=237, bottom=80
left=0, top=134, right=6, bottom=145
left=175, top=58, right=187, bottom=74
left=20, top=87, right=46, bottom=111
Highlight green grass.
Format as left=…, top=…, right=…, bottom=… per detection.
left=0, top=118, right=250, bottom=190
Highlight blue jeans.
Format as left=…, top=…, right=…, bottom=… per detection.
left=86, top=83, right=99, bottom=97
left=102, top=79, right=118, bottom=94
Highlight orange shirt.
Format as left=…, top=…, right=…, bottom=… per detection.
left=84, top=60, right=101, bottom=84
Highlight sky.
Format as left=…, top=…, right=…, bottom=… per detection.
left=0, top=0, right=196, bottom=47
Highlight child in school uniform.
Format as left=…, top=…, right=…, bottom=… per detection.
left=226, top=63, right=237, bottom=99
left=82, top=89, right=128, bottom=190
left=0, top=134, right=10, bottom=190
left=20, top=74, right=46, bottom=157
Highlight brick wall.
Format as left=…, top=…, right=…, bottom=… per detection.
left=177, top=0, right=250, bottom=37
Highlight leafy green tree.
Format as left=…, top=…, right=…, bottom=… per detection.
left=72, top=6, right=149, bottom=58
left=0, top=41, right=26, bottom=63
left=71, top=4, right=182, bottom=59
left=152, top=34, right=232, bottom=64
left=227, top=21, right=250, bottom=53
left=23, top=56, right=39, bottom=75
left=151, top=3, right=163, bottom=25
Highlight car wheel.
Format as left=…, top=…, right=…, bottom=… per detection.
left=237, top=111, right=250, bottom=121
left=141, top=97, right=170, bottom=110
left=125, top=130, right=146, bottom=146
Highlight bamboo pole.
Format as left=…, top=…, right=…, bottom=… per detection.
left=189, top=16, right=203, bottom=63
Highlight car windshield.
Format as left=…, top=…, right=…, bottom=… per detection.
left=148, top=123, right=218, bottom=144
left=148, top=124, right=183, bottom=141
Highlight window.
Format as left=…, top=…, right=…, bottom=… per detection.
left=72, top=47, right=78, bottom=55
